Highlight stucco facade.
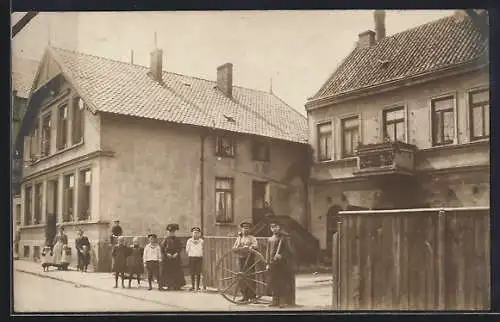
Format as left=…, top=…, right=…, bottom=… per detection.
left=308, top=68, right=490, bottom=250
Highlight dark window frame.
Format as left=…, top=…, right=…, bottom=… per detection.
left=382, top=106, right=406, bottom=143
left=63, top=173, right=75, bottom=222
left=317, top=122, right=333, bottom=161
left=57, top=102, right=69, bottom=150
left=34, top=182, right=43, bottom=225
left=72, top=97, right=84, bottom=145
left=24, top=186, right=32, bottom=226
left=215, top=135, right=236, bottom=158
left=431, top=96, right=455, bottom=147
left=469, top=89, right=490, bottom=141
left=215, top=177, right=234, bottom=224
left=41, top=112, right=52, bottom=157
left=341, top=116, right=360, bottom=158
left=251, top=139, right=270, bottom=161
left=78, top=169, right=92, bottom=221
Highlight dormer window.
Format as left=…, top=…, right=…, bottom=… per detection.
left=41, top=113, right=52, bottom=156
left=72, top=97, right=84, bottom=145
left=215, top=135, right=235, bottom=158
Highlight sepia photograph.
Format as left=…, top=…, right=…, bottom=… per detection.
left=11, top=9, right=490, bottom=313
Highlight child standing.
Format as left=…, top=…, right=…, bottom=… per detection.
left=126, top=237, right=144, bottom=288
left=41, top=245, right=52, bottom=272
left=81, top=245, right=90, bottom=272
left=112, top=236, right=131, bottom=288
left=143, top=233, right=162, bottom=291
left=185, top=227, right=204, bottom=291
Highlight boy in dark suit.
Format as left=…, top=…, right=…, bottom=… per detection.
left=265, top=220, right=296, bottom=307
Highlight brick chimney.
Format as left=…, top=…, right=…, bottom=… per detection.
left=149, top=48, right=163, bottom=83
left=358, top=30, right=376, bottom=48
left=374, top=10, right=386, bottom=41
left=217, top=63, right=233, bottom=98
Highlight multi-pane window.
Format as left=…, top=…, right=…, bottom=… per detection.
left=215, top=178, right=234, bottom=223
left=383, top=107, right=405, bottom=142
left=63, top=174, right=74, bottom=222
left=252, top=140, right=270, bottom=161
left=469, top=89, right=489, bottom=141
left=57, top=104, right=68, bottom=150
left=78, top=169, right=92, bottom=221
left=432, top=96, right=455, bottom=146
left=215, top=135, right=235, bottom=157
left=24, top=186, right=32, bottom=225
left=317, top=122, right=332, bottom=161
left=46, top=179, right=59, bottom=223
left=41, top=113, right=51, bottom=156
left=16, top=204, right=21, bottom=226
left=29, top=120, right=39, bottom=160
left=34, top=183, right=43, bottom=224
left=72, top=97, right=84, bottom=145
left=341, top=116, right=360, bottom=158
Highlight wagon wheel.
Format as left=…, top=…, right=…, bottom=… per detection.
left=215, top=247, right=271, bottom=305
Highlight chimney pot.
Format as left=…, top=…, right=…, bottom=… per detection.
left=358, top=30, right=376, bottom=48
left=149, top=48, right=163, bottom=83
left=374, top=10, right=386, bottom=41
left=217, top=63, right=233, bottom=98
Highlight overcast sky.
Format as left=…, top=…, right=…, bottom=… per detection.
left=12, top=10, right=453, bottom=115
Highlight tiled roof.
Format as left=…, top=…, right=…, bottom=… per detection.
left=12, top=57, right=39, bottom=98
left=311, top=13, right=488, bottom=101
left=49, top=47, right=308, bottom=144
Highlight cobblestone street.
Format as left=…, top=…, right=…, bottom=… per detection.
left=13, top=260, right=332, bottom=312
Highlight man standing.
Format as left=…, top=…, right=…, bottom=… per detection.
left=110, top=219, right=123, bottom=245
left=75, top=229, right=91, bottom=271
left=265, top=220, right=296, bottom=308
left=232, top=221, right=258, bottom=303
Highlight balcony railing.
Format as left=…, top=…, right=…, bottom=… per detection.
left=353, top=141, right=418, bottom=176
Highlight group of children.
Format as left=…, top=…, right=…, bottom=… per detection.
left=112, top=225, right=204, bottom=292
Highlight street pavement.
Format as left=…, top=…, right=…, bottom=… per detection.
left=13, top=260, right=332, bottom=312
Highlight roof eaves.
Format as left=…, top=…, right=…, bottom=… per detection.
left=306, top=57, right=488, bottom=110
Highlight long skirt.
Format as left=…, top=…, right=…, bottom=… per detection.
left=52, top=241, right=64, bottom=265
left=268, top=263, right=295, bottom=305
left=161, top=257, right=186, bottom=289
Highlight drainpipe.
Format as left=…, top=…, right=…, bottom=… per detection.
left=200, top=133, right=205, bottom=234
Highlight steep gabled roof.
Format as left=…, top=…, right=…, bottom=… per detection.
left=46, top=47, right=308, bottom=144
left=310, top=13, right=488, bottom=102
left=12, top=57, right=39, bottom=99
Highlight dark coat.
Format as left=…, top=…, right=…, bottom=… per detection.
left=160, top=236, right=186, bottom=289
left=112, top=244, right=131, bottom=272
left=127, top=245, right=144, bottom=274
left=265, top=232, right=295, bottom=303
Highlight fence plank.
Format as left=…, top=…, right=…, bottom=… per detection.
left=392, top=214, right=401, bottom=309
left=437, top=210, right=446, bottom=309
left=331, top=232, right=339, bottom=309
left=353, top=215, right=362, bottom=309
left=400, top=212, right=409, bottom=309
left=424, top=213, right=436, bottom=309
left=463, top=213, right=475, bottom=310
left=483, top=211, right=491, bottom=309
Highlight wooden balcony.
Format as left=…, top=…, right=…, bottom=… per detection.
left=353, top=141, right=418, bottom=177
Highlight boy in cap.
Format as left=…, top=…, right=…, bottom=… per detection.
left=232, top=221, right=258, bottom=302
left=265, top=220, right=295, bottom=307
left=110, top=219, right=123, bottom=245
left=143, top=233, right=162, bottom=291
left=185, top=227, right=204, bottom=291
left=112, top=236, right=131, bottom=288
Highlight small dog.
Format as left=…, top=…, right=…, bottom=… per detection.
left=41, top=246, right=53, bottom=272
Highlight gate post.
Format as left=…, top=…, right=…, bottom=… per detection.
left=437, top=209, right=446, bottom=309
left=331, top=232, right=339, bottom=309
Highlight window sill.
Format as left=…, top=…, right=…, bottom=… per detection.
left=421, top=140, right=489, bottom=153
left=29, top=141, right=84, bottom=165
left=19, top=224, right=45, bottom=229
left=58, top=219, right=109, bottom=227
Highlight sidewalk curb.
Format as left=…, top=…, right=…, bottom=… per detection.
left=15, top=268, right=187, bottom=311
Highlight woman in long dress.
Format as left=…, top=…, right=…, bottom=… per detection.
left=161, top=224, right=186, bottom=290
left=52, top=226, right=68, bottom=269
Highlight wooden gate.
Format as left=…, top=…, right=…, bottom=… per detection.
left=331, top=207, right=490, bottom=310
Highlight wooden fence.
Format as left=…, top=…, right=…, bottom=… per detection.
left=202, top=236, right=268, bottom=289
left=331, top=207, right=490, bottom=310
